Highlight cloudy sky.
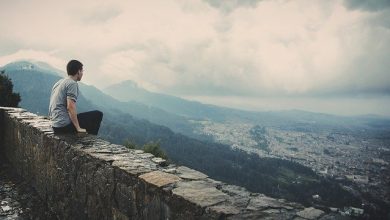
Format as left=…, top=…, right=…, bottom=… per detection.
left=0, top=0, right=389, bottom=116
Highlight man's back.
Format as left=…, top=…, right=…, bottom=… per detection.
left=49, top=78, right=79, bottom=128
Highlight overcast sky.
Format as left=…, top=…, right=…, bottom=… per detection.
left=0, top=0, right=389, bottom=116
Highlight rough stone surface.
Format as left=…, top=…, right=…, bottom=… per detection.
left=172, top=181, right=229, bottom=207
left=247, top=194, right=296, bottom=211
left=0, top=107, right=343, bottom=219
left=207, top=204, right=241, bottom=215
left=177, top=166, right=209, bottom=180
left=297, top=207, right=325, bottom=219
left=151, top=157, right=168, bottom=166
left=140, top=171, right=182, bottom=187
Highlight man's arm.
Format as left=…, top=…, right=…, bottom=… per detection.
left=67, top=98, right=86, bottom=133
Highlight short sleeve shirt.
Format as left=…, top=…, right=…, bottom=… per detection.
left=48, top=78, right=79, bottom=127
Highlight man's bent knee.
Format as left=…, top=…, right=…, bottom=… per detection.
left=95, top=110, right=103, bottom=121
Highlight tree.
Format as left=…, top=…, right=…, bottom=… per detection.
left=123, top=139, right=168, bottom=160
left=124, top=139, right=138, bottom=149
left=0, top=70, right=21, bottom=107
left=143, top=141, right=168, bottom=159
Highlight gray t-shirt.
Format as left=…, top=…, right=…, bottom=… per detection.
left=48, top=78, right=79, bottom=127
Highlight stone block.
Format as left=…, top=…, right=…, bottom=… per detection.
left=151, top=157, right=167, bottom=166
left=247, top=194, right=294, bottom=211
left=172, top=181, right=229, bottom=207
left=296, top=207, right=325, bottom=219
left=140, top=171, right=182, bottom=187
left=177, top=166, right=208, bottom=180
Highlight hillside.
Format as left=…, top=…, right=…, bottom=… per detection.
left=105, top=80, right=390, bottom=135
left=104, top=80, right=227, bottom=120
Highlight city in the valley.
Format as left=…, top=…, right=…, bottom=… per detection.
left=192, top=119, right=390, bottom=217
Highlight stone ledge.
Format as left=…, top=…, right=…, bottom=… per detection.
left=140, top=171, right=182, bottom=187
left=0, top=107, right=339, bottom=219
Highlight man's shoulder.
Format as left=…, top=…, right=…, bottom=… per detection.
left=61, top=78, right=78, bottom=87
left=64, top=78, right=77, bottom=83
left=54, top=78, right=64, bottom=85
left=52, top=78, right=78, bottom=92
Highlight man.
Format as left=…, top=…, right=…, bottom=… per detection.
left=49, top=60, right=103, bottom=135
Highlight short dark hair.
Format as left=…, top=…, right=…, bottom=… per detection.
left=67, top=60, right=83, bottom=76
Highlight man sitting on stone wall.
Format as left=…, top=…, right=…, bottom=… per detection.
left=49, top=60, right=103, bottom=135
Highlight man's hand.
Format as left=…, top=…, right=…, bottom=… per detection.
left=77, top=128, right=87, bottom=133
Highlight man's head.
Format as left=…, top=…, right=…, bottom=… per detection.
left=67, top=60, right=83, bottom=81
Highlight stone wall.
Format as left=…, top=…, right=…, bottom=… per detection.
left=0, top=108, right=3, bottom=151
left=0, top=107, right=331, bottom=220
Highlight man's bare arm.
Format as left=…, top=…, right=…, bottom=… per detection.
left=67, top=98, right=86, bottom=133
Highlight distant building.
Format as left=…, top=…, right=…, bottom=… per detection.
left=312, top=194, right=321, bottom=200
left=345, top=175, right=369, bottom=184
left=344, top=207, right=364, bottom=217
left=372, top=158, right=389, bottom=166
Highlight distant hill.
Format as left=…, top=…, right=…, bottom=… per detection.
left=80, top=83, right=201, bottom=139
left=104, top=80, right=390, bottom=135
left=104, top=80, right=228, bottom=120
left=0, top=62, right=93, bottom=115
left=0, top=61, right=202, bottom=138
left=1, top=60, right=63, bottom=77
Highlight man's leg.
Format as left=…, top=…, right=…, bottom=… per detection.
left=77, top=110, right=103, bottom=135
left=53, top=123, right=76, bottom=134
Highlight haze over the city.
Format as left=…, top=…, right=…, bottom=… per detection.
left=1, top=0, right=389, bottom=116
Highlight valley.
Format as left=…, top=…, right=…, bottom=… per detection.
left=192, top=119, right=390, bottom=216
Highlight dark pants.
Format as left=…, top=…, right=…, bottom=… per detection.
left=53, top=110, right=103, bottom=135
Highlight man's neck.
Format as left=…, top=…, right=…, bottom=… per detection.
left=68, top=75, right=78, bottom=81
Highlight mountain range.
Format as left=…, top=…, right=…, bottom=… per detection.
left=4, top=60, right=389, bottom=136
left=104, top=78, right=390, bottom=138
left=2, top=60, right=383, bottom=209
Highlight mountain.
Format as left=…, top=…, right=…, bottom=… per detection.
left=0, top=61, right=202, bottom=139
left=80, top=84, right=204, bottom=139
left=3, top=60, right=389, bottom=138
left=0, top=62, right=93, bottom=115
left=104, top=80, right=289, bottom=124
left=104, top=80, right=390, bottom=135
left=1, top=60, right=63, bottom=77
left=104, top=80, right=228, bottom=121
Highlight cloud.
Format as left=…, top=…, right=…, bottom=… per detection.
left=80, top=7, right=122, bottom=25
left=96, top=0, right=390, bottom=98
left=344, top=0, right=390, bottom=11
left=184, top=95, right=390, bottom=116
left=0, top=0, right=389, bottom=100
left=203, top=0, right=262, bottom=13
